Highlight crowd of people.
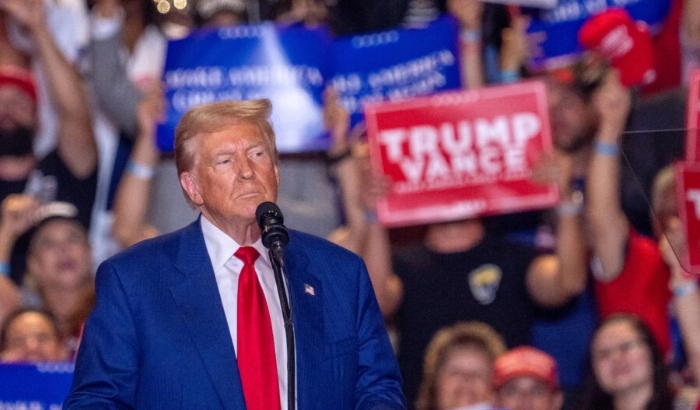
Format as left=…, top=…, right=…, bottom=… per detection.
left=0, top=0, right=699, bottom=409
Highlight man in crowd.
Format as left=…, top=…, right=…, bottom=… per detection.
left=65, top=99, right=405, bottom=409
left=0, top=0, right=97, bottom=223
left=0, top=0, right=97, bottom=284
left=493, top=346, right=563, bottom=410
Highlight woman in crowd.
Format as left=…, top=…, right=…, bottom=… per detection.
left=0, top=308, right=67, bottom=363
left=577, top=314, right=673, bottom=410
left=415, top=321, right=507, bottom=410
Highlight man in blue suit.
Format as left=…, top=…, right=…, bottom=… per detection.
left=64, top=99, right=405, bottom=410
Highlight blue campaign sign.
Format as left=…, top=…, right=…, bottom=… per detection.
left=329, top=16, right=462, bottom=128
left=158, top=22, right=332, bottom=153
left=0, top=363, right=74, bottom=409
left=525, top=0, right=671, bottom=71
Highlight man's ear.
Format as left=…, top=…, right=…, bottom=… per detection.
left=180, top=172, right=203, bottom=206
left=274, top=163, right=280, bottom=187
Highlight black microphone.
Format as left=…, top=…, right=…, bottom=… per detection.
left=256, top=201, right=289, bottom=265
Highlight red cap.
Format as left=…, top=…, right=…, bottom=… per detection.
left=578, top=8, right=655, bottom=87
left=0, top=65, right=38, bottom=103
left=493, top=346, right=559, bottom=390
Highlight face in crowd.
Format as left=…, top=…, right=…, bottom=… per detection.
left=591, top=317, right=654, bottom=397
left=0, top=310, right=66, bottom=363
left=435, top=344, right=494, bottom=409
left=546, top=79, right=597, bottom=154
left=27, top=218, right=93, bottom=292
left=0, top=78, right=37, bottom=158
left=492, top=346, right=563, bottom=410
left=496, top=376, right=562, bottom=410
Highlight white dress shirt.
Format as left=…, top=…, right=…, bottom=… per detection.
left=200, top=216, right=288, bottom=410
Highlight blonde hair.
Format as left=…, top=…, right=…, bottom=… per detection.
left=651, top=165, right=674, bottom=213
left=415, top=321, right=507, bottom=410
left=174, top=99, right=279, bottom=206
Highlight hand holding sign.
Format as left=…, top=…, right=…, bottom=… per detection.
left=365, top=81, right=557, bottom=227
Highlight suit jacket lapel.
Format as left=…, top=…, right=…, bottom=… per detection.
left=169, top=221, right=246, bottom=410
left=285, top=235, right=325, bottom=409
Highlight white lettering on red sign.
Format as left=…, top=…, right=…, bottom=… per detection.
left=688, top=189, right=700, bottom=219
left=378, top=112, right=541, bottom=185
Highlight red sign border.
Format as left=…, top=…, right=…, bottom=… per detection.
left=674, top=161, right=700, bottom=274
left=364, top=80, right=558, bottom=227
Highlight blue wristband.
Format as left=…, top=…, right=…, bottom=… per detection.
left=460, top=29, right=482, bottom=43
left=364, top=210, right=378, bottom=224
left=594, top=141, right=619, bottom=156
left=0, top=262, right=9, bottom=277
left=500, top=70, right=520, bottom=84
left=673, top=281, right=698, bottom=298
left=126, top=160, right=155, bottom=179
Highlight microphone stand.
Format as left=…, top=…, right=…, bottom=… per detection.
left=269, top=244, right=295, bottom=410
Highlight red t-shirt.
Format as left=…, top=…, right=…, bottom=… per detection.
left=594, top=228, right=672, bottom=355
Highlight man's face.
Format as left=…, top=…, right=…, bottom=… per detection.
left=0, top=85, right=36, bottom=157
left=0, top=86, right=36, bottom=131
left=1, top=312, right=66, bottom=363
left=28, top=219, right=93, bottom=292
left=496, top=377, right=562, bottom=410
left=547, top=82, right=596, bottom=153
left=180, top=121, right=280, bottom=228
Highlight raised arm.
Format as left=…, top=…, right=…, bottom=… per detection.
left=448, top=0, right=485, bottom=90
left=111, top=85, right=163, bottom=249
left=323, top=87, right=403, bottom=318
left=1, top=0, right=96, bottom=178
left=527, top=152, right=588, bottom=307
left=0, top=275, right=21, bottom=329
left=324, top=87, right=367, bottom=255
left=0, top=194, right=40, bottom=276
left=660, top=215, right=700, bottom=384
left=585, top=69, right=632, bottom=281
left=0, top=194, right=39, bottom=327
left=498, top=15, right=529, bottom=83
left=88, top=0, right=142, bottom=135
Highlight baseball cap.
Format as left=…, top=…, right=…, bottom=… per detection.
left=195, top=0, right=247, bottom=21
left=578, top=8, right=655, bottom=87
left=493, top=346, right=559, bottom=390
left=0, top=65, right=38, bottom=103
left=8, top=201, right=83, bottom=285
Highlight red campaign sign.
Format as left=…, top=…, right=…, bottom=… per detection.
left=364, top=81, right=558, bottom=227
left=686, top=69, right=700, bottom=162
left=674, top=162, right=700, bottom=275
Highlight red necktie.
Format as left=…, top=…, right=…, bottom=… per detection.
left=235, top=246, right=282, bottom=410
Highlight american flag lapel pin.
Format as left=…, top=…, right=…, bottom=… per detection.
left=304, top=283, right=315, bottom=296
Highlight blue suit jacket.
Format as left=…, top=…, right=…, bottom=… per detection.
left=64, top=221, right=405, bottom=409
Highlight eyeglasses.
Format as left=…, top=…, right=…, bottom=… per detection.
left=592, top=339, right=645, bottom=362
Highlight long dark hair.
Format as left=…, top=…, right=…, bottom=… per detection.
left=577, top=314, right=673, bottom=410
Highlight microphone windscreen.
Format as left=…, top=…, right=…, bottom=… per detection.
left=578, top=8, right=655, bottom=87
left=256, top=201, right=283, bottom=228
